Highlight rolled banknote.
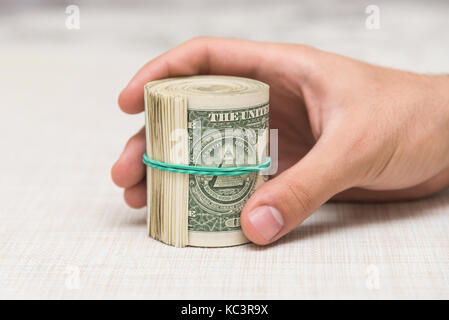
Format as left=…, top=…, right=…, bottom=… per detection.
left=144, top=75, right=269, bottom=247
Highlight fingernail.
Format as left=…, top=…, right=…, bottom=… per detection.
left=248, top=206, right=284, bottom=241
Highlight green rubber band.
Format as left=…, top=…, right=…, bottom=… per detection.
left=142, top=153, right=271, bottom=176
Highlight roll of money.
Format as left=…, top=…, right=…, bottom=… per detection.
left=144, top=75, right=269, bottom=247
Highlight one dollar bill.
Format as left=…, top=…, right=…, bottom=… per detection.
left=144, top=76, right=269, bottom=247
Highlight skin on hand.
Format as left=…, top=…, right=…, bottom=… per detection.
left=111, top=37, right=449, bottom=245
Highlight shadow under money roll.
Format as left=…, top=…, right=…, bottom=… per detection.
left=144, top=76, right=270, bottom=247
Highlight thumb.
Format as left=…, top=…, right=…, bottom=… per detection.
left=241, top=139, right=353, bottom=245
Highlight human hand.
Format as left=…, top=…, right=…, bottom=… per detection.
left=112, top=37, right=449, bottom=245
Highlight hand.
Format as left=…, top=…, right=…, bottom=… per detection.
left=112, top=37, right=449, bottom=245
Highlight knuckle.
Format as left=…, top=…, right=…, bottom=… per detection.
left=285, top=180, right=314, bottom=214
left=127, top=129, right=145, bottom=147
left=127, top=134, right=139, bottom=147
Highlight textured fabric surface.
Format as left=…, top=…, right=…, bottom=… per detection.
left=1, top=1, right=448, bottom=299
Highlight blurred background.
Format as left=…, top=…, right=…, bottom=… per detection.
left=1, top=0, right=448, bottom=299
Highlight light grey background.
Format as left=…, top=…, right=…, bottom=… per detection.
left=1, top=0, right=448, bottom=299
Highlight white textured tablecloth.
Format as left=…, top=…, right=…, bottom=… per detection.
left=1, top=0, right=448, bottom=299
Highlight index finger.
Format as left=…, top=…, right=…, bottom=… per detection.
left=118, top=37, right=279, bottom=114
